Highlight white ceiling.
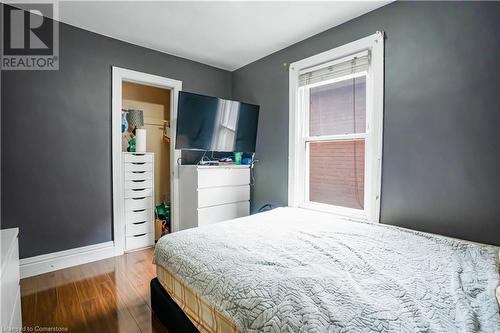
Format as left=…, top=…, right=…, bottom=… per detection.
left=58, top=1, right=389, bottom=71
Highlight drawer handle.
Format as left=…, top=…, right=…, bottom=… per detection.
left=132, top=180, right=145, bottom=183
left=132, top=188, right=146, bottom=191
left=132, top=171, right=146, bottom=174
left=132, top=153, right=146, bottom=156
left=132, top=162, right=146, bottom=165
left=132, top=197, right=146, bottom=200
left=133, top=209, right=146, bottom=212
left=133, top=221, right=147, bottom=225
left=133, top=233, right=146, bottom=237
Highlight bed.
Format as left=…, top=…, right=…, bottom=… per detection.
left=152, top=207, right=500, bottom=332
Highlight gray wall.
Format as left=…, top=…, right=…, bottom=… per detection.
left=232, top=1, right=500, bottom=246
left=1, top=21, right=232, bottom=258
left=3, top=1, right=500, bottom=259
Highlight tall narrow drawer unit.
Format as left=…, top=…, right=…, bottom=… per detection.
left=123, top=152, right=155, bottom=251
left=179, top=165, right=251, bottom=230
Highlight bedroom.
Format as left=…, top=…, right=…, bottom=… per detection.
left=1, top=1, right=499, bottom=332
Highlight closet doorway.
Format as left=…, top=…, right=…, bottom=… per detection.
left=112, top=67, right=182, bottom=256
left=122, top=82, right=171, bottom=241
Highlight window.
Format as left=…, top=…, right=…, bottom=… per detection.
left=288, top=32, right=384, bottom=222
left=214, top=100, right=238, bottom=149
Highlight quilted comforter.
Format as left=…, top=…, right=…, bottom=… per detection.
left=153, top=208, right=500, bottom=332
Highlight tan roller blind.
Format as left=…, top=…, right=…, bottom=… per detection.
left=299, top=50, right=370, bottom=87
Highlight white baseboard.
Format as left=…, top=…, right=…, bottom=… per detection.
left=20, top=241, right=115, bottom=279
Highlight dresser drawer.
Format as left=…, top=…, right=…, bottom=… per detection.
left=124, top=197, right=153, bottom=211
left=124, top=188, right=153, bottom=199
left=124, top=163, right=153, bottom=172
left=126, top=232, right=154, bottom=250
left=124, top=179, right=153, bottom=190
left=125, top=209, right=152, bottom=224
left=9, top=286, right=21, bottom=330
left=126, top=221, right=153, bottom=236
left=198, top=185, right=250, bottom=208
left=198, top=201, right=249, bottom=226
left=1, top=235, right=19, bottom=329
left=124, top=171, right=153, bottom=181
left=124, top=153, right=153, bottom=163
left=198, top=168, right=249, bottom=188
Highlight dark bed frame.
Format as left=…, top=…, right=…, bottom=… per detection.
left=150, top=278, right=200, bottom=333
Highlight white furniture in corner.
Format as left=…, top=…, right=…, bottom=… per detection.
left=123, top=152, right=155, bottom=251
left=1, top=228, right=21, bottom=330
left=179, top=165, right=250, bottom=230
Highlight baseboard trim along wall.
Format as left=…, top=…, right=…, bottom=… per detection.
left=19, top=241, right=115, bottom=279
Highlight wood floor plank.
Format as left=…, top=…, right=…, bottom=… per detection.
left=74, top=268, right=103, bottom=302
left=20, top=276, right=38, bottom=296
left=124, top=301, right=156, bottom=333
left=135, top=282, right=152, bottom=309
left=55, top=281, right=88, bottom=331
left=34, top=287, right=58, bottom=327
left=35, top=271, right=58, bottom=294
left=20, top=247, right=169, bottom=333
left=81, top=297, right=118, bottom=333
left=110, top=268, right=158, bottom=332
left=20, top=292, right=36, bottom=328
left=98, top=280, right=141, bottom=333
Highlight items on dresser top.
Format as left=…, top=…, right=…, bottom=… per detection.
left=123, top=152, right=155, bottom=251
left=233, top=152, right=243, bottom=165
left=1, top=228, right=21, bottom=330
left=179, top=165, right=250, bottom=230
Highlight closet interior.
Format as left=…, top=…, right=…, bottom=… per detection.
left=122, top=81, right=171, bottom=241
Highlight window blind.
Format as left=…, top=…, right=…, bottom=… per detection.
left=299, top=50, right=370, bottom=87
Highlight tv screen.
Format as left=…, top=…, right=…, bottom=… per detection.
left=175, top=91, right=259, bottom=152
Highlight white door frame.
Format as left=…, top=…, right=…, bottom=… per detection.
left=112, top=66, right=182, bottom=256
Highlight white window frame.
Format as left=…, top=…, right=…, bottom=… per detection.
left=288, top=32, right=384, bottom=222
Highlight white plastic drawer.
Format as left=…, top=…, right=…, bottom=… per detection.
left=124, top=188, right=153, bottom=199
left=198, top=185, right=250, bottom=208
left=125, top=209, right=152, bottom=224
left=124, top=171, right=153, bottom=181
left=198, top=201, right=249, bottom=226
left=126, top=221, right=153, bottom=236
left=123, top=153, right=153, bottom=163
left=197, top=168, right=250, bottom=188
left=124, top=197, right=153, bottom=211
left=126, top=232, right=154, bottom=250
left=124, top=179, right=153, bottom=190
left=124, top=163, right=153, bottom=172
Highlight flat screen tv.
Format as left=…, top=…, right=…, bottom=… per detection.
left=175, top=91, right=259, bottom=152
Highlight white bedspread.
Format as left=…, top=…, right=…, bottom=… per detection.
left=153, top=207, right=500, bottom=332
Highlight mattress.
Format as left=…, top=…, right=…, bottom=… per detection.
left=153, top=207, right=500, bottom=332
left=157, top=264, right=242, bottom=333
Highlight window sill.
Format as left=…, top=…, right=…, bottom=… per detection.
left=298, top=201, right=375, bottom=223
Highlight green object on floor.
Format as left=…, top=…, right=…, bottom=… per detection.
left=156, top=203, right=170, bottom=220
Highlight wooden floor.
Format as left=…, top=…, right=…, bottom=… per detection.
left=20, top=248, right=170, bottom=333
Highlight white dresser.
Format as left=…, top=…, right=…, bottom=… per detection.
left=179, top=165, right=250, bottom=230
left=1, top=228, right=21, bottom=331
left=123, top=152, right=155, bottom=251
